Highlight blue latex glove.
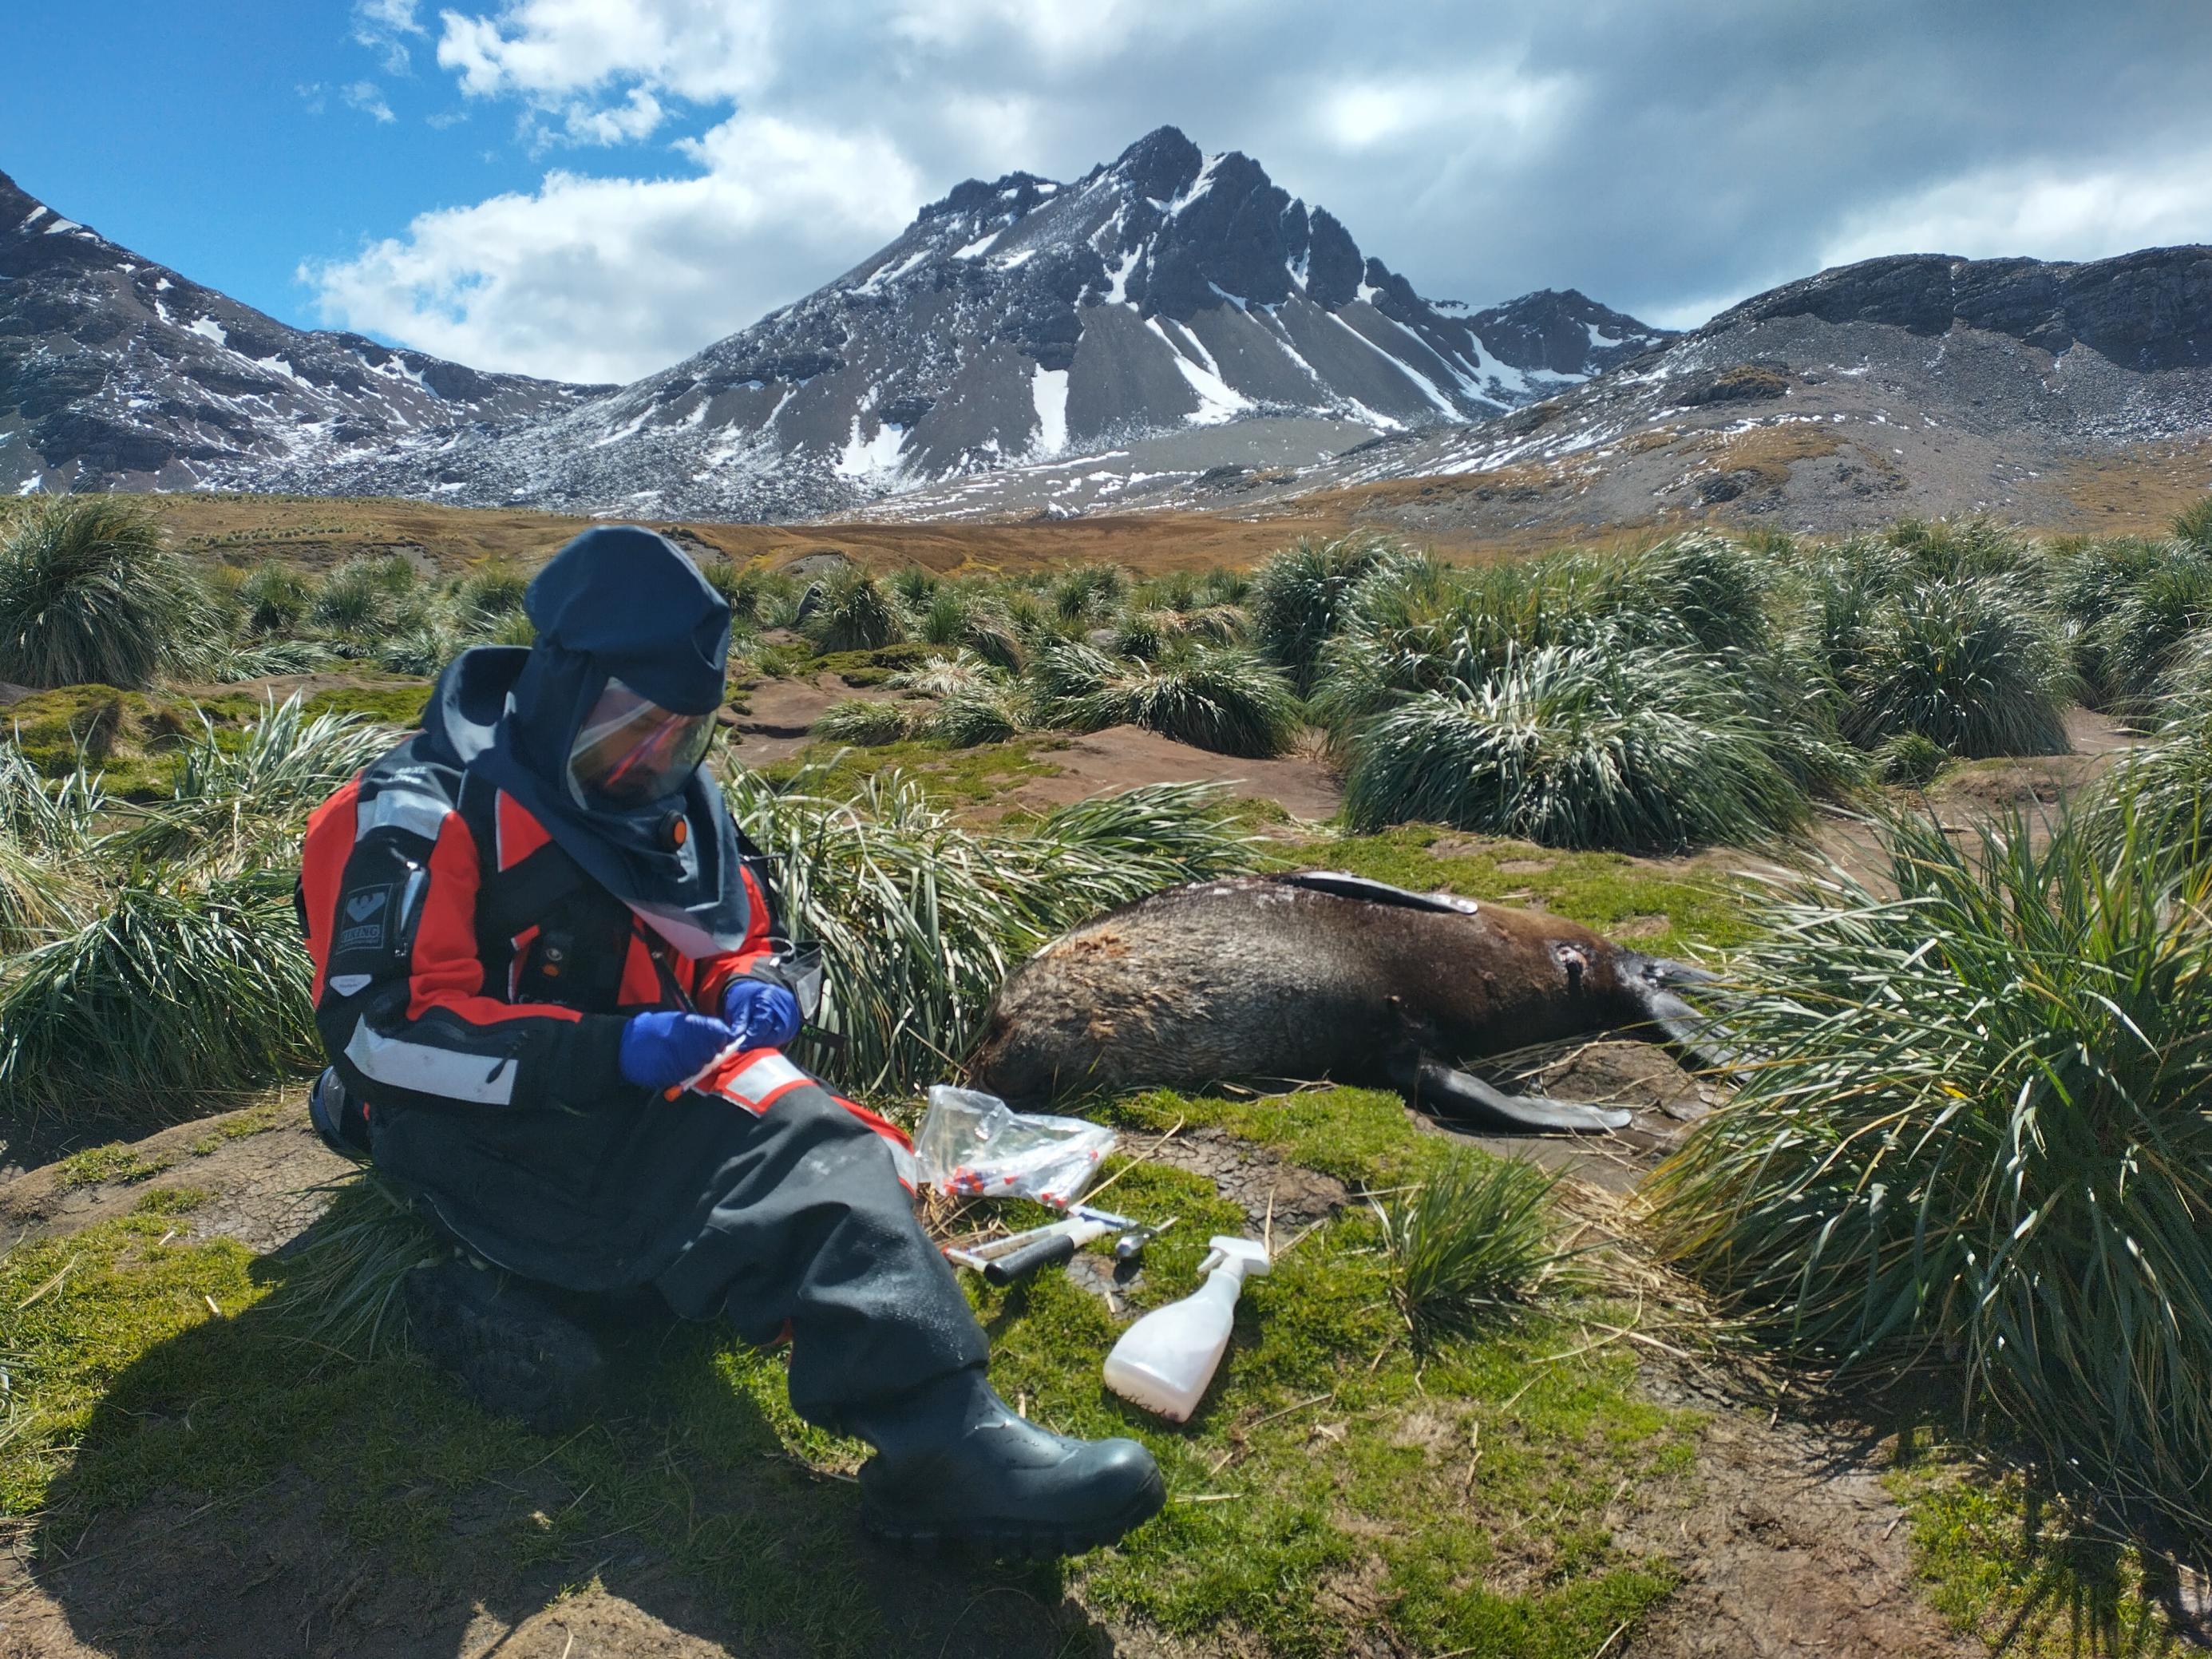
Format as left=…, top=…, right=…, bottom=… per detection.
left=619, top=1010, right=738, bottom=1091
left=722, top=980, right=802, bottom=1050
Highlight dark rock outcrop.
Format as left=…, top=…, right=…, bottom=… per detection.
left=1714, top=247, right=2212, bottom=370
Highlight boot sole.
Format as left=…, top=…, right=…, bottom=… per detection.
left=403, top=1263, right=607, bottom=1435
left=861, top=1465, right=1168, bottom=1558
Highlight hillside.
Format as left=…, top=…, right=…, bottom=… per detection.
left=2, top=132, right=1666, bottom=519
left=0, top=169, right=603, bottom=497
left=1237, top=246, right=2212, bottom=543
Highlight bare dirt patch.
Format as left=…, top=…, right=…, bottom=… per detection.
left=1621, top=1364, right=1979, bottom=1659
left=722, top=672, right=908, bottom=766
left=0, top=1095, right=351, bottom=1253
left=1002, top=727, right=1343, bottom=822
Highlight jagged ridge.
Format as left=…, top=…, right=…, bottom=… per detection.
left=280, top=127, right=1670, bottom=519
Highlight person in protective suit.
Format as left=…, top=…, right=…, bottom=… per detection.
left=296, top=525, right=1163, bottom=1554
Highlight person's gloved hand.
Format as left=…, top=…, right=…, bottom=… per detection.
left=722, top=980, right=802, bottom=1050
left=619, top=1010, right=738, bottom=1091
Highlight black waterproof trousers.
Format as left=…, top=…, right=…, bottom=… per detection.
left=370, top=1080, right=987, bottom=1428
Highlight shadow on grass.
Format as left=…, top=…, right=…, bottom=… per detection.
left=1777, top=1371, right=2199, bottom=1658
left=22, top=1196, right=1114, bottom=1659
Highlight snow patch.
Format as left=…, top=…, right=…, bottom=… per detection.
left=954, top=232, right=999, bottom=260
left=43, top=216, right=83, bottom=236
left=19, top=205, right=48, bottom=230
left=834, top=416, right=908, bottom=479
left=255, top=355, right=306, bottom=386
left=185, top=317, right=227, bottom=347
left=852, top=247, right=931, bottom=297
left=1585, top=323, right=1623, bottom=348
left=1030, top=363, right=1070, bottom=457
left=1145, top=319, right=1250, bottom=424
left=1168, top=152, right=1225, bottom=220
left=17, top=475, right=43, bottom=496
left=1102, top=244, right=1142, bottom=307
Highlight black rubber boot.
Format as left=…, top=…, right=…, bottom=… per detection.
left=848, top=1369, right=1165, bottom=1556
left=306, top=1067, right=371, bottom=1162
left=402, top=1257, right=608, bottom=1434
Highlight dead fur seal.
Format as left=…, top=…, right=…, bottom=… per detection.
left=968, top=871, right=1726, bottom=1134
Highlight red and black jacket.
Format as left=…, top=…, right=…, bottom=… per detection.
left=299, top=731, right=785, bottom=1118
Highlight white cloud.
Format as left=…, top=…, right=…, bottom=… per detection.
left=1818, top=148, right=2212, bottom=270
left=303, top=113, right=924, bottom=382
left=353, top=0, right=425, bottom=74
left=1318, top=64, right=1572, bottom=156
left=888, top=0, right=1250, bottom=69
left=435, top=0, right=778, bottom=106
left=342, top=80, right=398, bottom=124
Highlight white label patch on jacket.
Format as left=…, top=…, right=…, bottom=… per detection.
left=704, top=1049, right=813, bottom=1115
left=346, top=1020, right=517, bottom=1105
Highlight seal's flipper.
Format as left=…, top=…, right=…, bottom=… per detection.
left=1632, top=984, right=1743, bottom=1073
left=1401, top=1056, right=1631, bottom=1134
left=1276, top=871, right=1480, bottom=917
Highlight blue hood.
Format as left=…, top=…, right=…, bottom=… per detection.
left=433, top=526, right=754, bottom=957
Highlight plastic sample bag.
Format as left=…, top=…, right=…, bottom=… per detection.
left=913, top=1085, right=1117, bottom=1207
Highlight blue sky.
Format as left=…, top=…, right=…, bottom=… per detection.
left=7, top=2, right=2211, bottom=387
left=2, top=3, right=717, bottom=320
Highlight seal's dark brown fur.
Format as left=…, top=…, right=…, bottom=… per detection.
left=968, top=873, right=1722, bottom=1134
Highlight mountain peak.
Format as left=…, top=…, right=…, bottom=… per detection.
left=1109, top=125, right=1205, bottom=199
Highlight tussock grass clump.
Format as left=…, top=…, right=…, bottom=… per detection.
left=2173, top=496, right=2212, bottom=552
left=1871, top=731, right=1947, bottom=788
left=721, top=770, right=1261, bottom=1090
left=915, top=587, right=1019, bottom=667
left=1375, top=1153, right=1565, bottom=1348
left=0, top=869, right=319, bottom=1119
left=1074, top=647, right=1304, bottom=757
left=0, top=497, right=209, bottom=690
left=453, top=561, right=528, bottom=628
left=1621, top=532, right=1771, bottom=653
left=2095, top=704, right=2212, bottom=871
left=1649, top=801, right=2212, bottom=1530
left=1342, top=643, right=1809, bottom=850
left=1842, top=576, right=2072, bottom=757
left=2096, top=548, right=2212, bottom=712
left=236, top=561, right=313, bottom=636
left=0, top=697, right=398, bottom=1121
left=1051, top=561, right=1130, bottom=623
left=809, top=699, right=915, bottom=746
left=801, top=568, right=906, bottom=653
left=1251, top=533, right=1408, bottom=694
left=118, top=698, right=393, bottom=869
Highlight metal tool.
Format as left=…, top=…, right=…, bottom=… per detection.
left=944, top=1217, right=1078, bottom=1274
left=1113, top=1215, right=1178, bottom=1263
left=946, top=1205, right=1142, bottom=1287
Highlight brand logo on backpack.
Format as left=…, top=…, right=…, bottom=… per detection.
left=339, top=885, right=394, bottom=952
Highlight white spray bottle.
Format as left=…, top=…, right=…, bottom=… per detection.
left=1102, top=1235, right=1270, bottom=1422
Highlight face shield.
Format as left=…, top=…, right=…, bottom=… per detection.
left=566, top=675, right=715, bottom=809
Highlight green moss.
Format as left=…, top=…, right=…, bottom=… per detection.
left=53, top=1142, right=174, bottom=1189
left=1296, top=823, right=1755, bottom=958
left=806, top=643, right=943, bottom=686
left=301, top=683, right=431, bottom=728
left=5, top=1154, right=1696, bottom=1657
left=133, top=1186, right=210, bottom=1216
left=1889, top=1448, right=2184, bottom=1655
left=184, top=1100, right=291, bottom=1156
left=1101, top=1083, right=1460, bottom=1191
left=755, top=736, right=1063, bottom=806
